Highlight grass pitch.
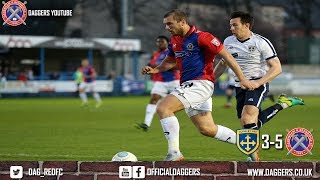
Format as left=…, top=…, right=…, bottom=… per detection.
left=0, top=96, right=317, bottom=161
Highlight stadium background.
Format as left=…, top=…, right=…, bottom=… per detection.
left=0, top=0, right=319, bottom=176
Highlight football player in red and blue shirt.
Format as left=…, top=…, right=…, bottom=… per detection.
left=149, top=37, right=180, bottom=83
left=136, top=36, right=180, bottom=132
left=141, top=9, right=253, bottom=161
left=79, top=58, right=102, bottom=108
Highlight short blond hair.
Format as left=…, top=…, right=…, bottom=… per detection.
left=164, top=9, right=188, bottom=22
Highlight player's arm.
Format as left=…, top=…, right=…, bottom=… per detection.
left=255, top=57, right=282, bottom=87
left=214, top=59, right=228, bottom=80
left=85, top=68, right=96, bottom=78
left=199, top=32, right=252, bottom=89
left=218, top=48, right=253, bottom=89
left=253, top=38, right=282, bottom=88
left=141, top=56, right=176, bottom=75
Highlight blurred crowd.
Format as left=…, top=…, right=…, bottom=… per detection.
left=0, top=58, right=118, bottom=83
left=0, top=59, right=34, bottom=82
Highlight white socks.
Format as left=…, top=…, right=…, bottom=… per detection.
left=79, top=92, right=88, bottom=103
left=160, top=118, right=236, bottom=155
left=160, top=116, right=180, bottom=154
left=93, top=92, right=101, bottom=103
left=144, top=104, right=157, bottom=127
left=80, top=92, right=101, bottom=104
left=214, top=125, right=236, bottom=144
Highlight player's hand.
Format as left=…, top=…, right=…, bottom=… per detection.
left=141, top=66, right=159, bottom=75
left=251, top=81, right=262, bottom=89
left=240, top=79, right=255, bottom=90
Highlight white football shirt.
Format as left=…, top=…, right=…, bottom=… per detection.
left=224, top=32, right=277, bottom=87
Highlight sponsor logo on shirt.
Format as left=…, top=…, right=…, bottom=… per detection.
left=174, top=51, right=192, bottom=58
left=211, top=38, right=220, bottom=46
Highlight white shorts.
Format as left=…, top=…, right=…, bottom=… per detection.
left=171, top=80, right=214, bottom=117
left=79, top=82, right=97, bottom=92
left=151, top=80, right=180, bottom=97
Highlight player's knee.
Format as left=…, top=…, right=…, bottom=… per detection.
left=150, top=94, right=161, bottom=104
left=156, top=104, right=171, bottom=118
left=226, top=89, right=232, bottom=95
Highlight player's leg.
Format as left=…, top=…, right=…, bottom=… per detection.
left=241, top=106, right=261, bottom=162
left=157, top=94, right=185, bottom=161
left=136, top=93, right=161, bottom=131
left=75, top=83, right=80, bottom=97
left=239, top=84, right=268, bottom=129
left=143, top=80, right=179, bottom=129
left=189, top=99, right=236, bottom=144
left=257, top=94, right=304, bottom=129
left=137, top=82, right=166, bottom=131
left=90, top=82, right=102, bottom=108
left=224, top=85, right=234, bottom=108
left=236, top=85, right=267, bottom=161
left=159, top=80, right=214, bottom=161
left=79, top=82, right=88, bottom=106
left=235, top=88, right=259, bottom=161
left=241, top=105, right=259, bottom=129
left=146, top=93, right=162, bottom=125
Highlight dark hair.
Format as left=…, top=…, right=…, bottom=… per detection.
left=156, top=35, right=169, bottom=43
left=164, top=9, right=188, bottom=22
left=230, top=11, right=254, bottom=29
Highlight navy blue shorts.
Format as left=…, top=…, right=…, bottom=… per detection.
left=227, top=85, right=235, bottom=90
left=235, top=83, right=269, bottom=119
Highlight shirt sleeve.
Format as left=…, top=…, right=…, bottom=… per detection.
left=163, top=49, right=170, bottom=57
left=198, top=32, right=224, bottom=55
left=223, top=38, right=231, bottom=49
left=259, top=38, right=277, bottom=61
left=167, top=42, right=175, bottom=58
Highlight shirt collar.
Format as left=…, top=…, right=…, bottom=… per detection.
left=236, top=31, right=252, bottom=43
left=185, top=25, right=196, bottom=37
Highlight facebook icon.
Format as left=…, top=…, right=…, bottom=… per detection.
left=132, top=166, right=145, bottom=179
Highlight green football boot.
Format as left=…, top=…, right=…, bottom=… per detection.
left=277, top=94, right=304, bottom=108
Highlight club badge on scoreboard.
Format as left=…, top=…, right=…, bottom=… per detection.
left=236, top=129, right=260, bottom=155
left=285, top=127, right=314, bottom=156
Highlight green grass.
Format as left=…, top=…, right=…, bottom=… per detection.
left=0, top=96, right=318, bottom=161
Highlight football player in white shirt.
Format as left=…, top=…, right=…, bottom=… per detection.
left=215, top=11, right=304, bottom=161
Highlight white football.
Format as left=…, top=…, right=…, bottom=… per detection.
left=112, top=151, right=138, bottom=162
